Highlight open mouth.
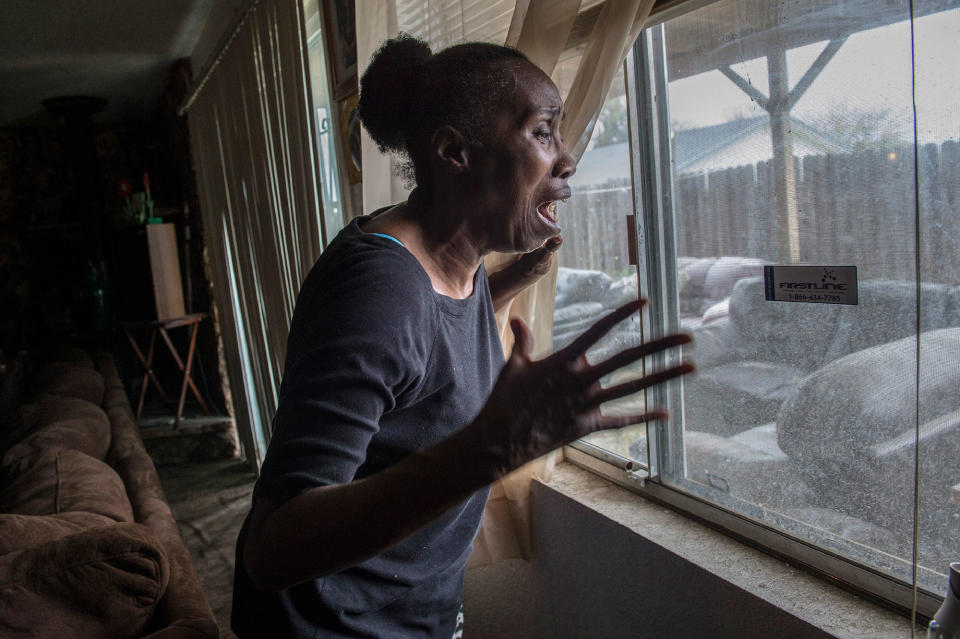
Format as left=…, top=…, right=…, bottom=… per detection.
left=537, top=201, right=559, bottom=227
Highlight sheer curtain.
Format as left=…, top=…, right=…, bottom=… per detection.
left=187, top=0, right=325, bottom=464
left=356, top=0, right=657, bottom=563
left=477, top=0, right=657, bottom=565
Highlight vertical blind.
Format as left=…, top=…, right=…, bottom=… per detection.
left=188, top=0, right=324, bottom=464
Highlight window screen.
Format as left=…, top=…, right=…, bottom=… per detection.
left=578, top=0, right=959, bottom=603
left=553, top=65, right=650, bottom=467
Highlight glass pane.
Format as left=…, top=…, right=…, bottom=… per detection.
left=915, top=7, right=960, bottom=598
left=553, top=65, right=648, bottom=465
left=303, top=0, right=346, bottom=243
left=649, top=0, right=960, bottom=590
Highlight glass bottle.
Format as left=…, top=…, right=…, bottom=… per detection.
left=929, top=563, right=960, bottom=639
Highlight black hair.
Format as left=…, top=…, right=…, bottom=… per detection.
left=358, top=33, right=530, bottom=191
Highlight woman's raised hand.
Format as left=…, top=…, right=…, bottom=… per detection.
left=488, top=237, right=564, bottom=312
left=512, top=236, right=563, bottom=283
left=473, top=300, right=693, bottom=475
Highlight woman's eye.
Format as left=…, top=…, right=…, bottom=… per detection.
left=534, top=128, right=552, bottom=142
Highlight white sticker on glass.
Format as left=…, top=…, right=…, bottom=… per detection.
left=763, top=265, right=858, bottom=305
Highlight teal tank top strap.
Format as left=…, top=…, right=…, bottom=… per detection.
left=369, top=232, right=405, bottom=248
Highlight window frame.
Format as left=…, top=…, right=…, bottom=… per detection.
left=302, top=0, right=353, bottom=241
left=564, top=20, right=944, bottom=621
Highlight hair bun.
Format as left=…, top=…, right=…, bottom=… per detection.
left=358, top=33, right=432, bottom=154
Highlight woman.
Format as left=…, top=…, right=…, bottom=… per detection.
left=233, top=35, right=692, bottom=638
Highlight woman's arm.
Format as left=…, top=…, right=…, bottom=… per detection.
left=243, top=301, right=693, bottom=591
left=243, top=420, right=499, bottom=591
left=488, top=237, right=562, bottom=312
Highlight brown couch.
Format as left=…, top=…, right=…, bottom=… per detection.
left=0, top=347, right=219, bottom=638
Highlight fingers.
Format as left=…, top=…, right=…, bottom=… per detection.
left=525, top=237, right=561, bottom=268
left=584, top=333, right=692, bottom=383
left=590, top=362, right=695, bottom=405
left=594, top=409, right=669, bottom=431
left=560, top=300, right=644, bottom=361
left=509, top=318, right=533, bottom=361
left=523, top=237, right=561, bottom=263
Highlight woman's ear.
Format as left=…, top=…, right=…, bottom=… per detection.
left=431, top=125, right=470, bottom=174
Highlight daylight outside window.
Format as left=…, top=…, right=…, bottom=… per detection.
left=553, top=64, right=650, bottom=467
left=565, top=0, right=960, bottom=612
left=303, top=0, right=346, bottom=243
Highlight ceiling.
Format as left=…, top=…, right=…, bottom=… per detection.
left=0, top=0, right=239, bottom=126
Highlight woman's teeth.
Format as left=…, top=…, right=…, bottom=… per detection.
left=539, top=201, right=558, bottom=225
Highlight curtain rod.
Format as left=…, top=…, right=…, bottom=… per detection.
left=178, top=0, right=261, bottom=116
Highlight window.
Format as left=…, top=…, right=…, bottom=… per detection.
left=303, top=0, right=347, bottom=242
left=554, top=63, right=649, bottom=467
left=565, top=0, right=960, bottom=616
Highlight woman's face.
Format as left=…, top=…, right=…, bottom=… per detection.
left=466, top=61, right=576, bottom=253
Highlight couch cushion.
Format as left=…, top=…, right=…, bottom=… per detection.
left=819, top=280, right=960, bottom=364
left=30, top=362, right=104, bottom=405
left=727, top=278, right=960, bottom=374
left=702, top=257, right=764, bottom=312
left=2, top=419, right=111, bottom=469
left=554, top=268, right=613, bottom=309
left=678, top=257, right=764, bottom=316
left=0, top=512, right=115, bottom=555
left=11, top=395, right=106, bottom=430
left=779, top=327, right=960, bottom=462
left=728, top=277, right=842, bottom=372
left=777, top=327, right=960, bottom=527
left=0, top=523, right=169, bottom=639
left=0, top=395, right=109, bottom=463
left=31, top=345, right=95, bottom=370
left=2, top=403, right=111, bottom=470
left=0, top=449, right=134, bottom=522
left=689, top=361, right=804, bottom=431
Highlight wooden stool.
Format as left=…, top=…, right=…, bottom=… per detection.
left=123, top=313, right=210, bottom=427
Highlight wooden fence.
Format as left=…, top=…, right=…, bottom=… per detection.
left=559, top=140, right=960, bottom=285
left=557, top=181, right=634, bottom=275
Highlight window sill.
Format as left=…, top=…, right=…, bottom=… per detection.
left=534, top=460, right=923, bottom=639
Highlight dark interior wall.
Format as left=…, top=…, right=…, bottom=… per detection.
left=0, top=60, right=226, bottom=415
left=0, top=125, right=71, bottom=352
